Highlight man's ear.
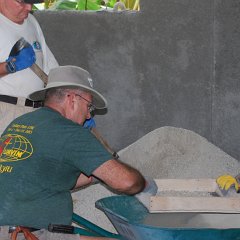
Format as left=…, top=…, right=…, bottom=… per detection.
left=66, top=93, right=76, bottom=109
left=62, top=94, right=76, bottom=118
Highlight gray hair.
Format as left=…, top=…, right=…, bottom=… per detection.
left=45, top=88, right=83, bottom=103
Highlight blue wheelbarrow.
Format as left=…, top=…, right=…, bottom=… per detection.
left=94, top=196, right=240, bottom=240
left=72, top=212, right=121, bottom=238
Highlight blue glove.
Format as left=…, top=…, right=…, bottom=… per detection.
left=83, top=118, right=96, bottom=129
left=6, top=46, right=36, bottom=72
left=135, top=177, right=158, bottom=210
left=142, top=178, right=158, bottom=195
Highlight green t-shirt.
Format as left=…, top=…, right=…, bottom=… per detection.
left=0, top=107, right=112, bottom=229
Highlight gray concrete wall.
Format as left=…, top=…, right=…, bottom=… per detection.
left=213, top=0, right=240, bottom=159
left=34, top=0, right=240, bottom=160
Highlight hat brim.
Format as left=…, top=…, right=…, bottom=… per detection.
left=28, top=83, right=107, bottom=109
left=25, top=0, right=44, bottom=3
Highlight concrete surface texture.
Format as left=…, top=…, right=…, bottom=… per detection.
left=72, top=126, right=240, bottom=232
left=34, top=0, right=240, bottom=160
left=72, top=184, right=116, bottom=232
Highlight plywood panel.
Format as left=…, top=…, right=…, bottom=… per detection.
left=150, top=196, right=240, bottom=213
left=155, top=179, right=218, bottom=192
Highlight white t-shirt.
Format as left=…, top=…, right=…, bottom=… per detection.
left=0, top=13, right=59, bottom=98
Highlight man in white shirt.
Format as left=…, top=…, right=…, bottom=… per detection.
left=0, top=0, right=59, bottom=134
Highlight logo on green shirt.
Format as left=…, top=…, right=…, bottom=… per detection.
left=0, top=134, right=33, bottom=162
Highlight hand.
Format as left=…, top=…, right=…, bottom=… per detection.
left=6, top=46, right=36, bottom=72
left=216, top=175, right=239, bottom=192
left=135, top=177, right=158, bottom=210
left=83, top=118, right=96, bottom=129
left=216, top=174, right=240, bottom=197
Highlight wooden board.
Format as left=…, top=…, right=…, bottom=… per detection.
left=149, top=196, right=240, bottom=213
left=149, top=179, right=240, bottom=213
left=154, top=178, right=218, bottom=192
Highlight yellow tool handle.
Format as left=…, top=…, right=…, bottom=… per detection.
left=91, top=128, right=119, bottom=159
left=30, top=63, right=48, bottom=86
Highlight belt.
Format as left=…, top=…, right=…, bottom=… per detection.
left=8, top=226, right=40, bottom=233
left=0, top=95, right=43, bottom=108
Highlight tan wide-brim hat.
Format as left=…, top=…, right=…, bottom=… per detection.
left=24, top=0, right=44, bottom=3
left=28, top=65, right=107, bottom=109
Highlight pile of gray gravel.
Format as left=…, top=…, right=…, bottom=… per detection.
left=118, top=126, right=240, bottom=179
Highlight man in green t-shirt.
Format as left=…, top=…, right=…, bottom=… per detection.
left=0, top=65, right=156, bottom=240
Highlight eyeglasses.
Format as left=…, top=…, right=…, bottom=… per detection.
left=75, top=94, right=96, bottom=113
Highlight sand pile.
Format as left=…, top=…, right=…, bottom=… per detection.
left=72, top=126, right=240, bottom=232
left=118, top=126, right=240, bottom=178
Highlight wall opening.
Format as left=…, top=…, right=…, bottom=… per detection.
left=33, top=0, right=140, bottom=11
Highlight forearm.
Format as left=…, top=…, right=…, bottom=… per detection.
left=118, top=163, right=146, bottom=195
left=93, top=159, right=146, bottom=195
